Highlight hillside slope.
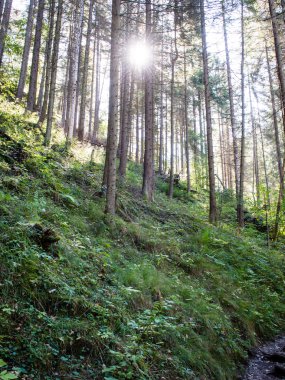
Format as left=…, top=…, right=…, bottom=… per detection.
left=0, top=98, right=285, bottom=380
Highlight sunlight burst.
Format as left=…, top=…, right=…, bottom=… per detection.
left=128, top=41, right=152, bottom=69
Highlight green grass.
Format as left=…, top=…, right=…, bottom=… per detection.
left=0, top=96, right=285, bottom=379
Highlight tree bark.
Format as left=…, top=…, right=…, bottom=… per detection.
left=237, top=0, right=245, bottom=227
left=65, top=0, right=84, bottom=145
left=27, top=0, right=45, bottom=111
left=168, top=0, right=178, bottom=199
left=78, top=0, right=94, bottom=141
left=265, top=43, right=282, bottom=181
left=44, top=0, right=63, bottom=146
left=17, top=0, right=36, bottom=99
left=92, top=34, right=101, bottom=143
left=39, top=0, right=56, bottom=123
left=222, top=0, right=240, bottom=200
left=184, top=47, right=191, bottom=193
left=142, top=0, right=154, bottom=201
left=200, top=0, right=217, bottom=223
left=104, top=0, right=121, bottom=214
left=0, top=0, right=13, bottom=66
left=119, top=72, right=134, bottom=178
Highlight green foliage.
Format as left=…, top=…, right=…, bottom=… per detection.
left=0, top=99, right=285, bottom=379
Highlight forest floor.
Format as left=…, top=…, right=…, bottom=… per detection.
left=243, top=335, right=285, bottom=379
left=0, top=96, right=285, bottom=380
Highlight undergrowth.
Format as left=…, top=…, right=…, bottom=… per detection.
left=0, top=96, right=285, bottom=379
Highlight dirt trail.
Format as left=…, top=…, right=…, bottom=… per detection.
left=243, top=336, right=285, bottom=379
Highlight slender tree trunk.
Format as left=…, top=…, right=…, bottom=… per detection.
left=265, top=43, right=282, bottom=181
left=184, top=47, right=191, bottom=193
left=168, top=1, right=178, bottom=199
left=39, top=0, right=56, bottom=123
left=73, top=9, right=85, bottom=137
left=78, top=0, right=94, bottom=141
left=66, top=0, right=84, bottom=145
left=164, top=96, right=168, bottom=172
left=237, top=0, right=245, bottom=227
left=44, top=0, right=63, bottom=146
left=158, top=70, right=164, bottom=174
left=92, top=35, right=101, bottom=143
left=37, top=48, right=47, bottom=112
left=142, top=0, right=154, bottom=201
left=104, top=0, right=121, bottom=214
left=61, top=32, right=71, bottom=131
left=17, top=0, right=36, bottom=99
left=0, top=0, right=12, bottom=66
left=136, top=89, right=140, bottom=163
left=222, top=0, right=240, bottom=200
left=268, top=0, right=285, bottom=238
left=119, top=72, right=134, bottom=178
left=249, top=81, right=260, bottom=204
left=201, top=0, right=217, bottom=223
left=140, top=112, right=144, bottom=164
left=0, top=0, right=5, bottom=24
left=218, top=112, right=225, bottom=187
left=27, top=0, right=45, bottom=111
left=89, top=33, right=97, bottom=139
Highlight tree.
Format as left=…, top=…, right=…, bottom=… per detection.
left=44, top=0, right=64, bottom=146
left=200, top=0, right=217, bottom=223
left=142, top=0, right=155, bottom=201
left=78, top=0, right=94, bottom=141
left=27, top=0, right=45, bottom=112
left=17, top=0, right=36, bottom=99
left=104, top=0, right=121, bottom=214
left=168, top=0, right=178, bottom=199
left=0, top=0, right=13, bottom=66
left=237, top=0, right=245, bottom=228
left=222, top=0, right=239, bottom=200
left=65, top=0, right=84, bottom=145
left=39, top=0, right=56, bottom=124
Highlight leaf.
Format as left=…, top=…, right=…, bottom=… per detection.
left=0, top=371, right=18, bottom=380
left=0, top=361, right=6, bottom=369
left=60, top=193, right=80, bottom=207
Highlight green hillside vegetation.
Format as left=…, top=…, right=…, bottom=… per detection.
left=0, top=96, right=285, bottom=380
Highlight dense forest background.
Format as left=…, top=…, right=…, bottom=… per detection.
left=1, top=0, right=285, bottom=231
left=0, top=0, right=285, bottom=379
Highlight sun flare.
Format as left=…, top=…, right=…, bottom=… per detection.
left=128, top=41, right=152, bottom=69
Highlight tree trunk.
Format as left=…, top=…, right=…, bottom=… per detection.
left=65, top=0, right=84, bottom=145
left=27, top=0, right=45, bottom=111
left=184, top=47, right=191, bottom=193
left=0, top=0, right=13, bottom=66
left=17, top=0, right=36, bottom=99
left=78, top=0, right=94, bottom=141
left=237, top=0, right=245, bottom=227
left=89, top=33, right=97, bottom=139
left=200, top=0, right=217, bottom=223
left=73, top=8, right=85, bottom=137
left=158, top=70, right=164, bottom=174
left=168, top=1, right=178, bottom=199
left=249, top=81, right=260, bottom=205
left=44, top=0, right=63, bottom=146
left=268, top=0, right=285, bottom=238
left=104, top=0, right=121, bottom=214
left=39, top=0, right=56, bottom=124
left=135, top=89, right=140, bottom=163
left=265, top=43, right=282, bottom=181
left=222, top=0, right=240, bottom=200
left=0, top=0, right=5, bottom=25
left=142, top=0, right=154, bottom=201
left=119, top=72, right=134, bottom=179
left=92, top=35, right=101, bottom=143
